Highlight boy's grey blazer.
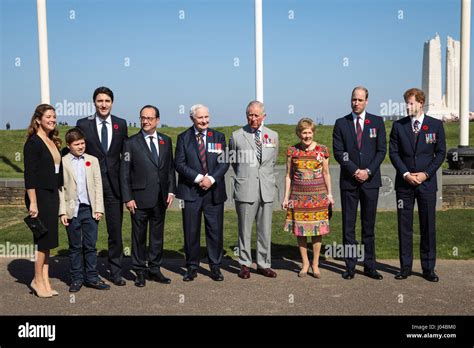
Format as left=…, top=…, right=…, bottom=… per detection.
left=229, top=124, right=279, bottom=203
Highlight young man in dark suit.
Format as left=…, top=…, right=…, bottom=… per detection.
left=120, top=105, right=176, bottom=287
left=76, top=87, right=128, bottom=286
left=333, top=86, right=387, bottom=280
left=175, top=104, right=230, bottom=281
left=389, top=88, right=446, bottom=282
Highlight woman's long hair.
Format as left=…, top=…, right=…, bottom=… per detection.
left=26, top=104, right=61, bottom=149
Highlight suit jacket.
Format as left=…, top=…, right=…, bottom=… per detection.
left=333, top=112, right=387, bottom=190
left=24, top=134, right=63, bottom=190
left=120, top=130, right=176, bottom=209
left=389, top=115, right=446, bottom=192
left=59, top=153, right=104, bottom=219
left=175, top=127, right=229, bottom=204
left=229, top=124, right=279, bottom=203
left=76, top=114, right=128, bottom=197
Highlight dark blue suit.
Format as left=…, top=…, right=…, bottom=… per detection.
left=175, top=127, right=230, bottom=269
left=77, top=114, right=128, bottom=281
left=333, top=113, right=387, bottom=271
left=389, top=115, right=446, bottom=272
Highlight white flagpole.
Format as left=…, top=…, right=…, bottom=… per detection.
left=459, top=0, right=471, bottom=147
left=255, top=0, right=264, bottom=103
left=37, top=0, right=50, bottom=104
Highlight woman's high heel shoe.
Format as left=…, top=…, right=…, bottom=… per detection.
left=311, top=265, right=321, bottom=279
left=30, top=280, right=53, bottom=298
left=298, top=264, right=310, bottom=278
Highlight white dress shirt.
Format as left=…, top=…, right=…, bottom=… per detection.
left=71, top=155, right=91, bottom=217
left=193, top=127, right=215, bottom=185
left=352, top=110, right=366, bottom=132
left=95, top=114, right=112, bottom=151
left=142, top=130, right=160, bottom=157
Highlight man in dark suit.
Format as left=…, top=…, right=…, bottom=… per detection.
left=175, top=104, right=230, bottom=281
left=76, top=87, right=128, bottom=286
left=389, top=88, right=446, bottom=282
left=333, top=86, right=387, bottom=280
left=120, top=105, right=176, bottom=287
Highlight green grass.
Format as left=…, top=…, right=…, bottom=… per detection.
left=1, top=207, right=472, bottom=259
left=1, top=122, right=473, bottom=178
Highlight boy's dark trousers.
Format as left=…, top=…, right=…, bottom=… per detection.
left=66, top=204, right=100, bottom=283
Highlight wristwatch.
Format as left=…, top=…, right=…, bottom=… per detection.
left=366, top=169, right=372, bottom=177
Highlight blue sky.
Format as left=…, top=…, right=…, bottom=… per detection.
left=1, top=0, right=472, bottom=129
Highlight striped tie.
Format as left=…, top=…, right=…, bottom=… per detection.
left=356, top=116, right=363, bottom=149
left=255, top=129, right=262, bottom=164
left=413, top=120, right=420, bottom=133
left=197, top=132, right=208, bottom=174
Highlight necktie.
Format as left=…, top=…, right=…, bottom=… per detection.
left=413, top=120, right=420, bottom=133
left=197, top=132, right=208, bottom=174
left=149, top=136, right=159, bottom=165
left=255, top=129, right=262, bottom=164
left=356, top=116, right=363, bottom=149
left=101, top=120, right=108, bottom=153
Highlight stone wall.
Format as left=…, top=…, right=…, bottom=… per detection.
left=442, top=175, right=474, bottom=209
left=0, top=179, right=24, bottom=206
left=1, top=167, right=473, bottom=210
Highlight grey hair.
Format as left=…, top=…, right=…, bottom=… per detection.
left=246, top=100, right=265, bottom=115
left=189, top=104, right=209, bottom=118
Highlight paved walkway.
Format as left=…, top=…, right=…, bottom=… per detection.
left=1, top=257, right=472, bottom=315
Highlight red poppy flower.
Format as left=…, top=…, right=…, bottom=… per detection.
left=85, top=161, right=91, bottom=167
left=207, top=131, right=213, bottom=136
left=159, top=140, right=165, bottom=145
left=264, top=134, right=269, bottom=139
left=422, top=125, right=429, bottom=131
left=364, top=119, right=371, bottom=124
left=113, top=124, right=119, bottom=130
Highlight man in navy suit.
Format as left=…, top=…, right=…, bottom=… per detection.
left=175, top=104, right=230, bottom=281
left=333, top=86, right=387, bottom=280
left=389, top=88, right=446, bottom=282
left=76, top=87, right=128, bottom=286
left=120, top=105, right=176, bottom=287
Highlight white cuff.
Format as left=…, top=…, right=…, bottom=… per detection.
left=403, top=172, right=410, bottom=178
left=194, top=174, right=204, bottom=183
left=206, top=175, right=215, bottom=185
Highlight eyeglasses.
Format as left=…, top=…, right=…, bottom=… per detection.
left=247, top=113, right=262, bottom=119
left=140, top=116, right=157, bottom=122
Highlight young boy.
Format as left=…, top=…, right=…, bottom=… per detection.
left=59, top=127, right=110, bottom=292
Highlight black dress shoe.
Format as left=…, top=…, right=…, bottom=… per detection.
left=112, top=277, right=126, bottom=286
left=342, top=269, right=355, bottom=280
left=394, top=269, right=412, bottom=280
left=210, top=267, right=224, bottom=281
left=149, top=270, right=171, bottom=284
left=422, top=271, right=439, bottom=282
left=69, top=281, right=82, bottom=293
left=364, top=269, right=383, bottom=280
left=135, top=273, right=146, bottom=287
left=84, top=279, right=110, bottom=290
left=183, top=268, right=198, bottom=282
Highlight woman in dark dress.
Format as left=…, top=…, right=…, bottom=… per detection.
left=24, top=104, right=63, bottom=297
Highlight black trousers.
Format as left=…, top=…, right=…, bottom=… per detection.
left=102, top=175, right=124, bottom=281
left=340, top=187, right=379, bottom=270
left=182, top=191, right=224, bottom=270
left=130, top=196, right=166, bottom=275
left=396, top=189, right=437, bottom=272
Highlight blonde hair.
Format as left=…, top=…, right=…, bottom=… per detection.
left=296, top=117, right=316, bottom=136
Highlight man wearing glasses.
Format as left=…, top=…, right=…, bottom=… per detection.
left=229, top=101, right=279, bottom=279
left=120, top=105, right=176, bottom=287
